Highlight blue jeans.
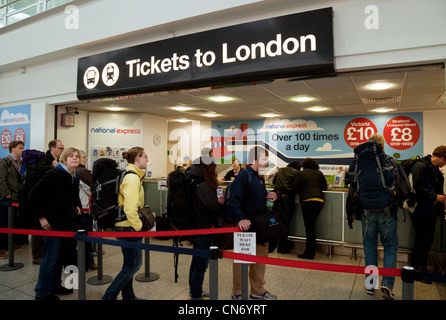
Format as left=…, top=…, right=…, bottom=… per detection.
left=189, top=234, right=214, bottom=299
left=102, top=227, right=142, bottom=300
left=361, top=211, right=398, bottom=289
left=35, top=235, right=77, bottom=298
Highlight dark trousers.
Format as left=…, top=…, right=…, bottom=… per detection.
left=411, top=214, right=437, bottom=269
left=301, top=201, right=324, bottom=258
left=189, top=234, right=214, bottom=299
left=277, top=195, right=295, bottom=251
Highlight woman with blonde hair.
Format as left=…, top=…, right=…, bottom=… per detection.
left=29, top=147, right=82, bottom=300
left=102, top=147, right=148, bottom=300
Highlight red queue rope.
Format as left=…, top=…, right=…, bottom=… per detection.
left=0, top=226, right=403, bottom=277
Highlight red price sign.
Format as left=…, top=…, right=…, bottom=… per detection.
left=344, top=117, right=377, bottom=149
left=383, top=116, right=420, bottom=150
left=1, top=129, right=12, bottom=149
left=13, top=128, right=26, bottom=143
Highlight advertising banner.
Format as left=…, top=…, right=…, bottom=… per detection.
left=88, top=113, right=143, bottom=169
left=0, top=104, right=31, bottom=158
left=77, top=8, right=334, bottom=100
left=211, top=112, right=423, bottom=168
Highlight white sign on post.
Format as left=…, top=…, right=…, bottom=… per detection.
left=234, top=232, right=256, bottom=263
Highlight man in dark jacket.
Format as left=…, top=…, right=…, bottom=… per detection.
left=227, top=146, right=278, bottom=300
left=410, top=145, right=446, bottom=273
left=22, top=139, right=64, bottom=264
left=0, top=140, right=25, bottom=257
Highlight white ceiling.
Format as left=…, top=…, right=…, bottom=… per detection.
left=68, top=64, right=446, bottom=121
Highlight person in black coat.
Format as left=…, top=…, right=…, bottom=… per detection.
left=186, top=155, right=225, bottom=300
left=29, top=147, right=82, bottom=300
left=410, top=146, right=446, bottom=272
left=293, top=158, right=327, bottom=259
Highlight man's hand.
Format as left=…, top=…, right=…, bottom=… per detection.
left=238, top=219, right=251, bottom=231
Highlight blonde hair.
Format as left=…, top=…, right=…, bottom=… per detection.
left=368, top=133, right=385, bottom=146
left=59, top=147, right=80, bottom=164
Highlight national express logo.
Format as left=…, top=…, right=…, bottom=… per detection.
left=83, top=62, right=119, bottom=89
left=90, top=127, right=141, bottom=135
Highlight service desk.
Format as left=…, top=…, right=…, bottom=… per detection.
left=143, top=180, right=445, bottom=252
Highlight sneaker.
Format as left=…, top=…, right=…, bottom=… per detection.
left=365, top=287, right=375, bottom=295
left=55, top=287, right=73, bottom=295
left=250, top=291, right=277, bottom=300
left=188, top=291, right=210, bottom=300
left=381, top=285, right=394, bottom=300
left=231, top=293, right=242, bottom=300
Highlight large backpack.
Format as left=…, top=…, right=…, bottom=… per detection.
left=90, top=158, right=136, bottom=230
left=400, top=156, right=427, bottom=213
left=349, top=141, right=396, bottom=214
left=165, top=167, right=198, bottom=231
left=165, top=166, right=201, bottom=283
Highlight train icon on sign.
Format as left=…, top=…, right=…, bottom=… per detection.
left=102, top=62, right=119, bottom=86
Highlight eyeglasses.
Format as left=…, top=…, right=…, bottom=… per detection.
left=56, top=147, right=64, bottom=150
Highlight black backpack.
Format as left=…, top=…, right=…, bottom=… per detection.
left=165, top=167, right=198, bottom=231
left=90, top=158, right=136, bottom=230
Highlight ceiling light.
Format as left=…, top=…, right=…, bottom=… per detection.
left=171, top=106, right=192, bottom=111
left=367, top=82, right=393, bottom=90
left=106, top=106, right=124, bottom=111
left=260, top=113, right=280, bottom=118
left=307, top=106, right=327, bottom=112
left=209, top=96, right=233, bottom=102
left=175, top=119, right=191, bottom=122
left=292, top=96, right=313, bottom=102
left=202, top=113, right=220, bottom=117
left=372, top=107, right=394, bottom=113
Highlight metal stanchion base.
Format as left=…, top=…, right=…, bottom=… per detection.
left=0, top=262, right=24, bottom=271
left=87, top=275, right=113, bottom=285
left=135, top=272, right=159, bottom=282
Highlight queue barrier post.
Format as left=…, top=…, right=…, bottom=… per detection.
left=136, top=237, right=159, bottom=282
left=0, top=202, right=24, bottom=271
left=209, top=246, right=221, bottom=300
left=87, top=228, right=113, bottom=285
left=77, top=230, right=87, bottom=300
left=241, top=263, right=249, bottom=300
left=401, top=266, right=415, bottom=300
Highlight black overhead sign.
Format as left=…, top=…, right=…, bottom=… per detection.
left=76, top=7, right=334, bottom=100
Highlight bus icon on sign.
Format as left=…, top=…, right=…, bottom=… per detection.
left=102, top=63, right=119, bottom=87
left=83, top=66, right=99, bottom=89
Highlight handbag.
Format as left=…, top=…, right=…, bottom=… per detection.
left=250, top=210, right=288, bottom=244
left=138, top=206, right=156, bottom=231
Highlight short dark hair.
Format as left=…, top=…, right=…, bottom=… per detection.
left=301, top=158, right=319, bottom=170
left=287, top=161, right=301, bottom=171
left=48, top=139, right=61, bottom=150
left=432, top=145, right=446, bottom=160
left=9, top=140, right=24, bottom=153
left=247, top=146, right=268, bottom=164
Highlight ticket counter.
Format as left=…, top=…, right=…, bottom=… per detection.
left=143, top=180, right=445, bottom=253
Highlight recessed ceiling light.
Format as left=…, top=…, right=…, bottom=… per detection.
left=202, top=113, right=220, bottom=117
left=209, top=96, right=233, bottom=102
left=260, top=113, right=280, bottom=118
left=292, top=96, right=313, bottom=102
left=367, top=82, right=393, bottom=90
left=307, top=106, right=327, bottom=112
left=106, top=106, right=124, bottom=111
left=372, top=107, right=394, bottom=113
left=171, top=106, right=192, bottom=111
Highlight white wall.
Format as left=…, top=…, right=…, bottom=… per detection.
left=423, top=110, right=446, bottom=156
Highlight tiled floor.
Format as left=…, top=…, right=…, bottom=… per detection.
left=0, top=236, right=445, bottom=301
